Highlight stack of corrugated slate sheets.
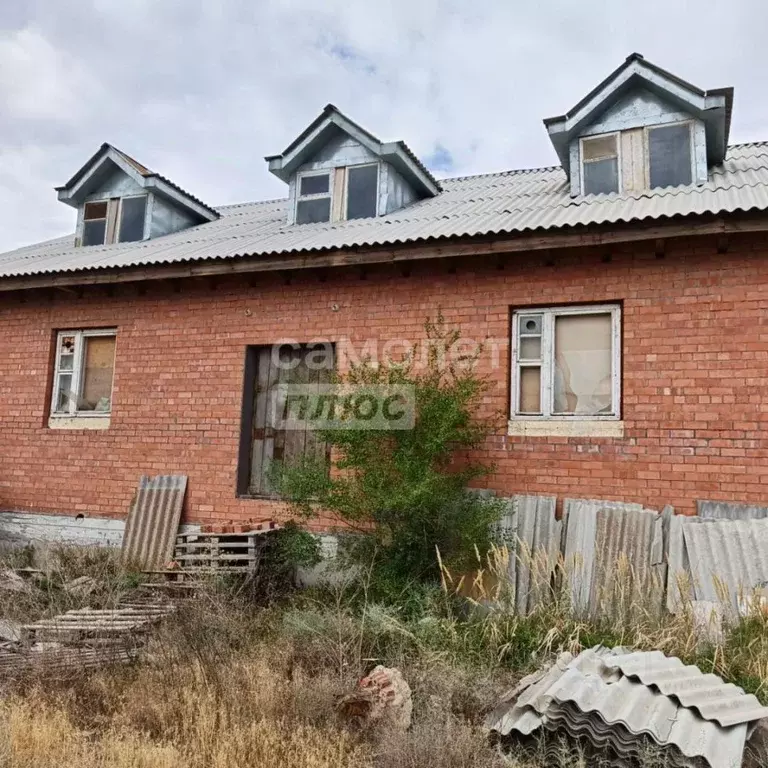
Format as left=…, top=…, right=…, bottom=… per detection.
left=486, top=646, right=768, bottom=768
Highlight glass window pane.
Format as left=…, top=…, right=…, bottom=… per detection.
left=554, top=313, right=613, bottom=415
left=346, top=165, right=378, bottom=220
left=300, top=174, right=330, bottom=196
left=84, top=201, right=108, bottom=220
left=118, top=197, right=147, bottom=243
left=82, top=220, right=106, bottom=246
left=519, top=367, right=541, bottom=414
left=649, top=124, right=692, bottom=189
left=55, top=373, right=73, bottom=413
left=296, top=198, right=331, bottom=225
left=519, top=337, right=541, bottom=360
left=582, top=135, right=617, bottom=161
left=583, top=157, right=618, bottom=195
left=80, top=336, right=116, bottom=411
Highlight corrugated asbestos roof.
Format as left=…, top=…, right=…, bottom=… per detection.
left=486, top=646, right=765, bottom=768
left=2, top=142, right=768, bottom=280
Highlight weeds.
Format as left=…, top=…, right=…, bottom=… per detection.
left=0, top=543, right=765, bottom=767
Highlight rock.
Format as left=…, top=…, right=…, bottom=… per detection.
left=63, top=576, right=98, bottom=598
left=0, top=569, right=33, bottom=594
left=337, top=665, right=412, bottom=731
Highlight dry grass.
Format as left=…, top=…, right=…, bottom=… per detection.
left=0, top=544, right=766, bottom=767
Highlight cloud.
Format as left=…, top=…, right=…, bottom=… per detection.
left=0, top=0, right=767, bottom=251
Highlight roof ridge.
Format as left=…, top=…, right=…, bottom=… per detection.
left=727, top=140, right=768, bottom=149
left=443, top=164, right=564, bottom=183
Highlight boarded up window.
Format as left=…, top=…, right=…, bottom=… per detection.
left=648, top=123, right=692, bottom=189
left=81, top=336, right=116, bottom=411
left=244, top=343, right=334, bottom=496
left=512, top=307, right=620, bottom=420
left=582, top=134, right=619, bottom=195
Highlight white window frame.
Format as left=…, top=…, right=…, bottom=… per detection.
left=580, top=132, right=622, bottom=196
left=644, top=120, right=695, bottom=190
left=50, top=329, right=117, bottom=417
left=510, top=305, right=621, bottom=421
left=82, top=200, right=111, bottom=246
left=116, top=194, right=149, bottom=243
left=344, top=162, right=380, bottom=219
left=295, top=170, right=332, bottom=224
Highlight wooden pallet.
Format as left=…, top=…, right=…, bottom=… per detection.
left=0, top=645, right=139, bottom=677
left=173, top=531, right=267, bottom=572
left=20, top=605, right=174, bottom=646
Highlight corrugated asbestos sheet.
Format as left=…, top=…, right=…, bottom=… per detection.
left=601, top=651, right=768, bottom=727
left=2, top=143, right=768, bottom=279
left=122, top=475, right=188, bottom=568
left=486, top=646, right=764, bottom=768
left=562, top=500, right=665, bottom=617
left=497, top=495, right=560, bottom=615
left=698, top=500, right=768, bottom=520
left=683, top=518, right=768, bottom=609
left=667, top=515, right=768, bottom=612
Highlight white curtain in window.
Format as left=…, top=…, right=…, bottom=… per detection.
left=553, top=314, right=612, bottom=414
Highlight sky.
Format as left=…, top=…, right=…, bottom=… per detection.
left=1, top=0, right=767, bottom=252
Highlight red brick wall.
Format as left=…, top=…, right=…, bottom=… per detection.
left=1, top=232, right=767, bottom=526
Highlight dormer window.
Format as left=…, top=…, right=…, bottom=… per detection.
left=647, top=123, right=692, bottom=189
left=81, top=196, right=148, bottom=246
left=267, top=105, right=440, bottom=226
left=545, top=54, right=732, bottom=198
left=581, top=135, right=620, bottom=196
left=58, top=143, right=219, bottom=248
left=294, top=164, right=380, bottom=225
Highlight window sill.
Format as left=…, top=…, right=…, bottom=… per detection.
left=507, top=419, right=624, bottom=438
left=48, top=415, right=111, bottom=431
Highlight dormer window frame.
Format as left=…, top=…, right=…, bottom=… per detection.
left=80, top=194, right=150, bottom=247
left=643, top=119, right=695, bottom=191
left=344, top=162, right=380, bottom=220
left=294, top=162, right=383, bottom=225
left=579, top=132, right=622, bottom=197
left=295, top=170, right=333, bottom=225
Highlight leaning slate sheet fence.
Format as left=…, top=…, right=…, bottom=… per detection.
left=561, top=499, right=667, bottom=619
left=497, top=495, right=561, bottom=616
left=492, top=492, right=768, bottom=620
left=667, top=514, right=768, bottom=614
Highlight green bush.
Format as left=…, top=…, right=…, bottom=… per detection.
left=273, top=314, right=504, bottom=588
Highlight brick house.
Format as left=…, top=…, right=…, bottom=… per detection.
left=1, top=53, right=767, bottom=539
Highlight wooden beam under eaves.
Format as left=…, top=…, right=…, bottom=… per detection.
left=2, top=214, right=767, bottom=293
